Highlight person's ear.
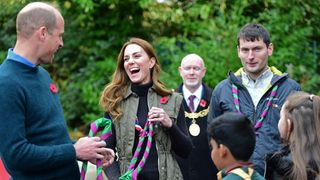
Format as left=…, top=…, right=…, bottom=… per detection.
left=178, top=66, right=183, bottom=76
left=201, top=67, right=207, bottom=77
left=35, top=26, right=47, bottom=42
left=286, top=118, right=293, bottom=140
left=284, top=118, right=293, bottom=142
left=237, top=45, right=241, bottom=57
left=218, top=144, right=228, bottom=158
left=149, top=57, right=156, bottom=69
left=267, top=43, right=273, bottom=56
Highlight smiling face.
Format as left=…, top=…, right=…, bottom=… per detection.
left=123, top=44, right=156, bottom=85
left=237, top=38, right=273, bottom=80
left=39, top=11, right=64, bottom=65
left=179, top=54, right=206, bottom=92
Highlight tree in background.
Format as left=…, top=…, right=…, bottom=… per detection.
left=0, top=0, right=319, bottom=136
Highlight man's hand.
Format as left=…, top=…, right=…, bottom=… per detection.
left=74, top=136, right=108, bottom=161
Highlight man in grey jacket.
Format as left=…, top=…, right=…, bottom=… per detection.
left=207, top=23, right=300, bottom=176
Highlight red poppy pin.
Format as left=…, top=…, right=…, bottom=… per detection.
left=50, top=83, right=58, bottom=93
left=160, top=96, right=169, bottom=105
left=200, top=99, right=207, bottom=107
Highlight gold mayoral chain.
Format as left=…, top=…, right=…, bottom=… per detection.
left=184, top=107, right=209, bottom=136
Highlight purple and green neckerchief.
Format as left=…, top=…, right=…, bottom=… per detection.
left=119, top=120, right=154, bottom=180
left=232, top=83, right=279, bottom=132
left=80, top=117, right=112, bottom=180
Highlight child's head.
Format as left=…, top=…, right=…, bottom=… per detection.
left=278, top=91, right=320, bottom=179
left=278, top=91, right=320, bottom=144
left=207, top=112, right=255, bottom=170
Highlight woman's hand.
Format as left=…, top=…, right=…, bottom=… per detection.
left=148, top=107, right=172, bottom=128
left=89, top=148, right=115, bottom=169
left=102, top=148, right=115, bottom=169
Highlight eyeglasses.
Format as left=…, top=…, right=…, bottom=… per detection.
left=182, top=66, right=203, bottom=72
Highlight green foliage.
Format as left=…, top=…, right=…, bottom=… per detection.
left=1, top=0, right=319, bottom=129
left=0, top=1, right=24, bottom=62
left=60, top=57, right=116, bottom=127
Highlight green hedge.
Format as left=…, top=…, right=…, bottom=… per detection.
left=0, top=0, right=319, bottom=130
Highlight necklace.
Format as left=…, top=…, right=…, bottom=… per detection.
left=185, top=108, right=209, bottom=136
left=232, top=83, right=279, bottom=132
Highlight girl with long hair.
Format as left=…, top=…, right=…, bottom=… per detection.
left=266, top=91, right=320, bottom=180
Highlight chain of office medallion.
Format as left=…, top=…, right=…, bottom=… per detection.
left=184, top=107, right=209, bottom=119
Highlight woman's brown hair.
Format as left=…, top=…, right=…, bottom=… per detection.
left=284, top=91, right=320, bottom=179
left=99, top=37, right=172, bottom=120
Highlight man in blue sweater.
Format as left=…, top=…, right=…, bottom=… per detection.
left=0, top=2, right=114, bottom=179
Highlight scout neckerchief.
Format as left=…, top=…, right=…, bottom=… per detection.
left=217, top=162, right=254, bottom=180
left=119, top=119, right=154, bottom=180
left=232, top=83, right=279, bottom=132
left=217, top=167, right=254, bottom=180
left=80, top=117, right=112, bottom=180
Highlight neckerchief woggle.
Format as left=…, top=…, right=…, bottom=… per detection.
left=80, top=117, right=112, bottom=180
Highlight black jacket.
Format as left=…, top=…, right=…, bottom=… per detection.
left=265, top=145, right=319, bottom=180
left=175, top=83, right=218, bottom=180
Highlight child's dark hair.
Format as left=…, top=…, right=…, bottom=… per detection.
left=207, top=112, right=256, bottom=161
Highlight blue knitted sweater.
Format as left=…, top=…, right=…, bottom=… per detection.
left=0, top=59, right=79, bottom=179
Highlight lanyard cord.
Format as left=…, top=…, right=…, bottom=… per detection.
left=232, top=83, right=279, bottom=131
left=80, top=117, right=112, bottom=180
left=120, top=120, right=154, bottom=180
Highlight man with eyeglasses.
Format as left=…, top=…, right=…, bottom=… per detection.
left=175, top=53, right=217, bottom=180
left=207, top=23, right=300, bottom=176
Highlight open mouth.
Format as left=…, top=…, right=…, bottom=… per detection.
left=130, top=67, right=140, bottom=75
